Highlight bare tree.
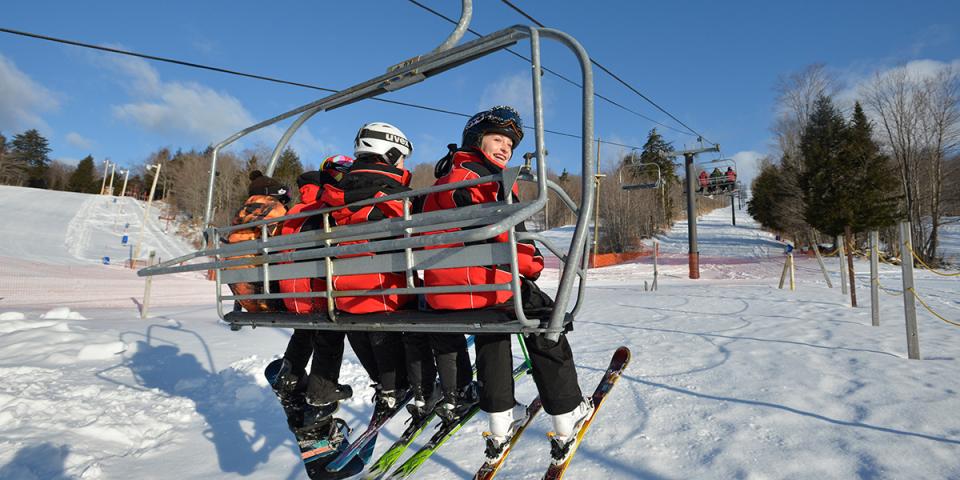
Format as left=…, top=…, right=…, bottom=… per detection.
left=0, top=132, right=27, bottom=186
left=863, top=63, right=960, bottom=262
left=45, top=160, right=74, bottom=191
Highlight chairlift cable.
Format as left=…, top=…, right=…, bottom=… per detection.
left=0, top=26, right=642, bottom=150
left=405, top=0, right=694, bottom=137
left=498, top=0, right=717, bottom=146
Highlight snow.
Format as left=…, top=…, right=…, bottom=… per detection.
left=1, top=185, right=959, bottom=479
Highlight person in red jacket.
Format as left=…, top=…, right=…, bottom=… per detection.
left=421, top=106, right=591, bottom=464
left=268, top=156, right=356, bottom=431
left=697, top=170, right=709, bottom=193
left=318, top=123, right=430, bottom=412
left=725, top=166, right=737, bottom=189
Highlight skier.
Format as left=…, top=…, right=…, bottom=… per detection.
left=697, top=170, right=709, bottom=193
left=725, top=166, right=737, bottom=189
left=268, top=156, right=357, bottom=432
left=421, top=106, right=593, bottom=464
left=319, top=123, right=437, bottom=414
left=709, top=167, right=723, bottom=193
left=224, top=170, right=290, bottom=312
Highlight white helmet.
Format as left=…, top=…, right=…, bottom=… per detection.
left=353, top=122, right=413, bottom=165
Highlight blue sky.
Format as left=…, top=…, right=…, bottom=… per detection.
left=1, top=0, right=958, bottom=186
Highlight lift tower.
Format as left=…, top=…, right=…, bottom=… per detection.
left=662, top=144, right=720, bottom=279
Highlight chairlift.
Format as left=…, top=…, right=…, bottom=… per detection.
left=694, top=157, right=739, bottom=195
left=136, top=0, right=596, bottom=341
left=620, top=158, right=663, bottom=191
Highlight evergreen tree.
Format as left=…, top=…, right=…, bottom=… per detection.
left=638, top=129, right=676, bottom=223
left=273, top=147, right=304, bottom=202
left=67, top=155, right=99, bottom=193
left=747, top=161, right=787, bottom=232
left=11, top=129, right=52, bottom=189
left=799, top=95, right=850, bottom=236
left=845, top=102, right=901, bottom=231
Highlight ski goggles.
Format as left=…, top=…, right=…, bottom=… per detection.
left=467, top=106, right=524, bottom=142
left=320, top=154, right=354, bottom=173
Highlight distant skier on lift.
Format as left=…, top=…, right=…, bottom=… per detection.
left=697, top=170, right=709, bottom=193
left=725, top=167, right=737, bottom=190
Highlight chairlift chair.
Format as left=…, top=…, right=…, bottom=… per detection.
left=620, top=159, right=663, bottom=191
left=136, top=0, right=597, bottom=341
left=695, top=157, right=738, bottom=195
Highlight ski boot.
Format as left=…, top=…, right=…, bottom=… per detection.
left=547, top=397, right=594, bottom=464
left=406, top=384, right=441, bottom=422
left=481, top=402, right=529, bottom=462
left=434, top=381, right=479, bottom=423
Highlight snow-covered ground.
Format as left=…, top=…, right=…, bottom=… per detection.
left=1, top=186, right=959, bottom=479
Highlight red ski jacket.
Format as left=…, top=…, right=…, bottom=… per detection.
left=318, top=157, right=414, bottom=314
left=420, top=148, right=543, bottom=310
left=278, top=171, right=340, bottom=314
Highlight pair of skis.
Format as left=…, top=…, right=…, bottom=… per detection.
left=372, top=346, right=630, bottom=479
left=474, top=346, right=630, bottom=480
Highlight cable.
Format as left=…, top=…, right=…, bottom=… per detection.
left=498, top=0, right=716, bottom=146
left=405, top=0, right=694, bottom=137
left=0, top=26, right=642, bottom=151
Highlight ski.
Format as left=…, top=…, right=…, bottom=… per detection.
left=385, top=362, right=531, bottom=479
left=473, top=397, right=543, bottom=480
left=362, top=409, right=438, bottom=480
left=325, top=388, right=414, bottom=472
left=363, top=335, right=478, bottom=479
left=541, top=346, right=631, bottom=480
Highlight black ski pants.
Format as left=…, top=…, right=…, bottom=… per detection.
left=429, top=333, right=473, bottom=395
left=282, top=330, right=348, bottom=404
left=403, top=333, right=438, bottom=396
left=347, top=331, right=408, bottom=392
left=475, top=333, right=582, bottom=415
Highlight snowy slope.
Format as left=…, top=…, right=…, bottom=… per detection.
left=1, top=189, right=959, bottom=479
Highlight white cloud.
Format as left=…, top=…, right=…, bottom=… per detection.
left=477, top=71, right=544, bottom=125
left=65, top=132, right=93, bottom=150
left=835, top=58, right=960, bottom=110
left=0, top=53, right=59, bottom=131
left=101, top=54, right=335, bottom=159
left=730, top=150, right=765, bottom=189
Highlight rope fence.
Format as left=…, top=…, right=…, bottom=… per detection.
left=907, top=287, right=960, bottom=327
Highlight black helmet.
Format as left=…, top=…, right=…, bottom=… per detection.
left=461, top=106, right=524, bottom=150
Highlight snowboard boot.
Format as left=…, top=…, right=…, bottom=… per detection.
left=547, top=397, right=594, bottom=464
left=267, top=358, right=309, bottom=432
left=434, top=381, right=479, bottom=423
left=302, top=383, right=353, bottom=430
left=482, top=402, right=529, bottom=462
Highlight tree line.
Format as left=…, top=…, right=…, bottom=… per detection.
left=748, top=63, right=960, bottom=265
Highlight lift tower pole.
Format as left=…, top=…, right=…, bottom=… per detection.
left=663, top=144, right=720, bottom=279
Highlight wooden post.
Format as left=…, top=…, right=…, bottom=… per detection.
left=141, top=250, right=156, bottom=319
left=837, top=235, right=849, bottom=297
left=899, top=221, right=920, bottom=359
left=870, top=230, right=880, bottom=326
left=788, top=252, right=796, bottom=291
left=811, top=232, right=833, bottom=288
left=778, top=255, right=790, bottom=289
left=652, top=240, right=659, bottom=291
left=844, top=226, right=858, bottom=307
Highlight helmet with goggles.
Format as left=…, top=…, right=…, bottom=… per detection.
left=461, top=106, right=524, bottom=151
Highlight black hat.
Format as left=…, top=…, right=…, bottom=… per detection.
left=248, top=170, right=290, bottom=203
